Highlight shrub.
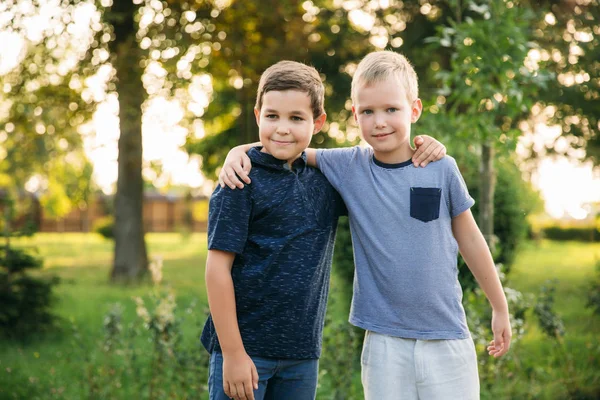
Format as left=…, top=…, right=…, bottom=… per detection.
left=93, top=216, right=114, bottom=240
left=81, top=290, right=209, bottom=399
left=587, top=260, right=600, bottom=316
left=543, top=226, right=598, bottom=242
left=0, top=245, right=59, bottom=339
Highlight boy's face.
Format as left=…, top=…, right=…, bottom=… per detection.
left=255, top=90, right=325, bottom=166
left=352, top=76, right=422, bottom=163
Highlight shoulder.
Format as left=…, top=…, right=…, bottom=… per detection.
left=423, top=155, right=459, bottom=175
left=209, top=183, right=252, bottom=205
left=317, top=145, right=366, bottom=163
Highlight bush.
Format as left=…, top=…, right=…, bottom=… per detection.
left=0, top=245, right=59, bottom=339
left=587, top=260, right=600, bottom=316
left=94, top=216, right=114, bottom=240
left=543, top=226, right=598, bottom=242
left=80, top=290, right=210, bottom=399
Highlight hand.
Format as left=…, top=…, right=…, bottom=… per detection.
left=487, top=309, right=512, bottom=358
left=412, top=135, right=447, bottom=167
left=223, top=350, right=259, bottom=400
left=218, top=146, right=253, bottom=189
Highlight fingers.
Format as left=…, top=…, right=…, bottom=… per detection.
left=220, top=167, right=245, bottom=190
left=487, top=329, right=512, bottom=358
left=412, top=136, right=447, bottom=167
left=500, top=329, right=512, bottom=356
left=251, top=363, right=259, bottom=390
left=241, top=155, right=252, bottom=183
left=224, top=381, right=232, bottom=398
left=486, top=339, right=502, bottom=358
left=234, top=382, right=247, bottom=400
left=412, top=141, right=434, bottom=167
left=243, top=381, right=255, bottom=400
left=232, top=164, right=250, bottom=186
left=225, top=378, right=256, bottom=400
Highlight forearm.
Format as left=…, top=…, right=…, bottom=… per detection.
left=205, top=252, right=245, bottom=354
left=459, top=233, right=508, bottom=313
left=453, top=211, right=508, bottom=313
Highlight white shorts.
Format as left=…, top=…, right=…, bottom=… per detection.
left=361, top=331, right=480, bottom=400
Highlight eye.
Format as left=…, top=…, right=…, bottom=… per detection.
left=362, top=109, right=373, bottom=115
left=265, top=114, right=278, bottom=119
left=387, top=107, right=398, bottom=113
left=291, top=116, right=305, bottom=121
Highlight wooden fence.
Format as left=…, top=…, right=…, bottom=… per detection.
left=4, top=192, right=209, bottom=233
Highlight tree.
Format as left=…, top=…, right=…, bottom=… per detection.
left=104, top=0, right=148, bottom=282
left=532, top=0, right=600, bottom=165
left=426, top=0, right=551, bottom=248
left=0, top=0, right=102, bottom=218
left=184, top=0, right=375, bottom=177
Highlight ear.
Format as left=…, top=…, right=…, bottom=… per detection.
left=254, top=107, right=261, bottom=126
left=313, top=113, right=327, bottom=134
left=411, top=99, right=423, bottom=123
left=352, top=105, right=358, bottom=123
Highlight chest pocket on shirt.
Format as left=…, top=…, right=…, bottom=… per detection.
left=410, top=187, right=442, bottom=223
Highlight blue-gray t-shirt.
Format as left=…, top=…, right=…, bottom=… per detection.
left=316, top=146, right=474, bottom=340
left=201, top=147, right=346, bottom=359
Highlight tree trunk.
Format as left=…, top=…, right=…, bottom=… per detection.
left=479, top=140, right=496, bottom=253
left=108, top=1, right=148, bottom=282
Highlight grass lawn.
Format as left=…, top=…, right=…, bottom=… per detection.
left=0, top=233, right=210, bottom=400
left=494, top=240, right=600, bottom=400
left=1, top=235, right=599, bottom=399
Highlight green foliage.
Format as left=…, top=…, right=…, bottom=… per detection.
left=534, top=280, right=565, bottom=339
left=0, top=245, right=59, bottom=339
left=543, top=226, right=599, bottom=242
left=427, top=0, right=552, bottom=142
left=0, top=1, right=104, bottom=194
left=587, top=260, right=600, bottom=316
left=446, top=152, right=543, bottom=291
left=462, top=277, right=532, bottom=392
left=531, top=0, right=600, bottom=165
left=185, top=1, right=371, bottom=177
left=320, top=284, right=362, bottom=400
left=1, top=235, right=600, bottom=399
left=77, top=290, right=209, bottom=400
left=94, top=216, right=115, bottom=240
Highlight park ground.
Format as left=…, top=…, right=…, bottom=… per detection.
left=0, top=234, right=599, bottom=399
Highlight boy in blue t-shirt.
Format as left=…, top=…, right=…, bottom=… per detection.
left=203, top=59, right=447, bottom=400
left=221, top=51, right=511, bottom=399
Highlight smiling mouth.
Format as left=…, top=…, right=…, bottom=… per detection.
left=272, top=139, right=294, bottom=145
left=372, top=132, right=393, bottom=138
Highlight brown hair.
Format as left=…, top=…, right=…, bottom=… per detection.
left=255, top=61, right=325, bottom=119
left=351, top=51, right=419, bottom=104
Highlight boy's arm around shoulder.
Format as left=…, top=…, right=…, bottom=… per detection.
left=205, top=249, right=258, bottom=398
left=218, top=136, right=445, bottom=189
left=451, top=210, right=512, bottom=358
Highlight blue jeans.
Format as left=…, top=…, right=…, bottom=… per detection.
left=208, top=352, right=319, bottom=400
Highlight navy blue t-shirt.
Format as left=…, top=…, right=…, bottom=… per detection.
left=201, top=147, right=346, bottom=359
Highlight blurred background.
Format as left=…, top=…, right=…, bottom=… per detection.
left=0, top=0, right=599, bottom=399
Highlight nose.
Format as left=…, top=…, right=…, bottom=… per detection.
left=374, top=112, right=386, bottom=129
left=276, top=125, right=291, bottom=135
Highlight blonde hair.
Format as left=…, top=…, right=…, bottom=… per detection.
left=351, top=50, right=419, bottom=104
left=256, top=61, right=325, bottom=119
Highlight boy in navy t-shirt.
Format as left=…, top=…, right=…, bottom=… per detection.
left=202, top=61, right=344, bottom=400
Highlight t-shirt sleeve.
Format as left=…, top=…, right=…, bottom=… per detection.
left=207, top=185, right=252, bottom=254
left=447, top=157, right=475, bottom=218
left=315, top=147, right=357, bottom=189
